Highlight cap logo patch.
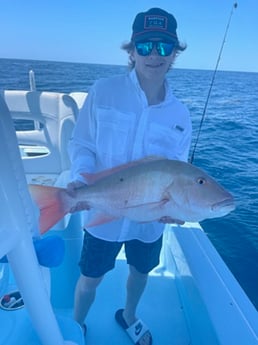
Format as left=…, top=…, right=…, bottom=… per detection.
left=144, top=15, right=168, bottom=31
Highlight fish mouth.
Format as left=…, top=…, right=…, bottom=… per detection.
left=211, top=198, right=235, bottom=212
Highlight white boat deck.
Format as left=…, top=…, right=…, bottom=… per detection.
left=56, top=258, right=189, bottom=345
left=0, top=237, right=191, bottom=345
left=3, top=220, right=258, bottom=345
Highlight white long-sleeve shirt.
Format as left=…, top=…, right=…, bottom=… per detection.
left=68, top=69, right=192, bottom=242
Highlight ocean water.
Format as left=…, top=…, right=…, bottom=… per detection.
left=1, top=58, right=258, bottom=309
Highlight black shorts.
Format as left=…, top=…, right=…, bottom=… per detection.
left=79, top=230, right=163, bottom=278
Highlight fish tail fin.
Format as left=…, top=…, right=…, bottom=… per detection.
left=29, top=184, right=70, bottom=234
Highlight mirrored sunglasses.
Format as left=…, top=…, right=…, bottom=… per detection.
left=135, top=41, right=176, bottom=57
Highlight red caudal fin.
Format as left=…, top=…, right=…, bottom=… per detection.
left=29, top=184, right=70, bottom=234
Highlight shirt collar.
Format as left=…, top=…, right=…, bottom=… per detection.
left=129, top=69, right=142, bottom=94
left=129, top=69, right=173, bottom=104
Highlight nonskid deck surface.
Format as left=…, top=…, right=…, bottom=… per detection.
left=60, top=256, right=190, bottom=345
left=0, top=257, right=190, bottom=345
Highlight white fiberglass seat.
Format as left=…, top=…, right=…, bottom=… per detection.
left=1, top=90, right=78, bottom=176
left=69, top=92, right=88, bottom=111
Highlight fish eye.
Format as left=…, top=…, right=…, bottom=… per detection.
left=197, top=177, right=206, bottom=185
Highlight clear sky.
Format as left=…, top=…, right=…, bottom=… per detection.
left=1, top=0, right=257, bottom=72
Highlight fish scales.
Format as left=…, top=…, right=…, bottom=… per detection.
left=79, top=160, right=174, bottom=211
left=29, top=158, right=235, bottom=234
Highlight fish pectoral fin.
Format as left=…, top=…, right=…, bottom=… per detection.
left=123, top=197, right=170, bottom=211
left=85, top=212, right=118, bottom=227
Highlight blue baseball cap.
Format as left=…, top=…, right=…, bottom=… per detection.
left=131, top=8, right=179, bottom=43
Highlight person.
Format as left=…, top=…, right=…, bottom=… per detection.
left=68, top=7, right=192, bottom=345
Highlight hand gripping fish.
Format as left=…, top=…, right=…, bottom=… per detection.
left=29, top=158, right=235, bottom=234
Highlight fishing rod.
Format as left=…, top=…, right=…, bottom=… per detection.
left=190, top=2, right=238, bottom=164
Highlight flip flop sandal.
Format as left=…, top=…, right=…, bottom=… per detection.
left=115, top=309, right=152, bottom=345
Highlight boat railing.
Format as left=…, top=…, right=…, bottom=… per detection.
left=163, top=223, right=258, bottom=344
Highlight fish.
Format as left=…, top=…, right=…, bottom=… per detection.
left=29, top=158, right=235, bottom=234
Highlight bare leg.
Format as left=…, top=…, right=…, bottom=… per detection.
left=123, top=265, right=148, bottom=325
left=74, top=274, right=103, bottom=327
left=122, top=265, right=152, bottom=345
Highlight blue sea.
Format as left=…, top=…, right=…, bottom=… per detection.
left=1, top=58, right=258, bottom=309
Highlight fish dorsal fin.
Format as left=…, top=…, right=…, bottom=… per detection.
left=81, top=155, right=164, bottom=185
